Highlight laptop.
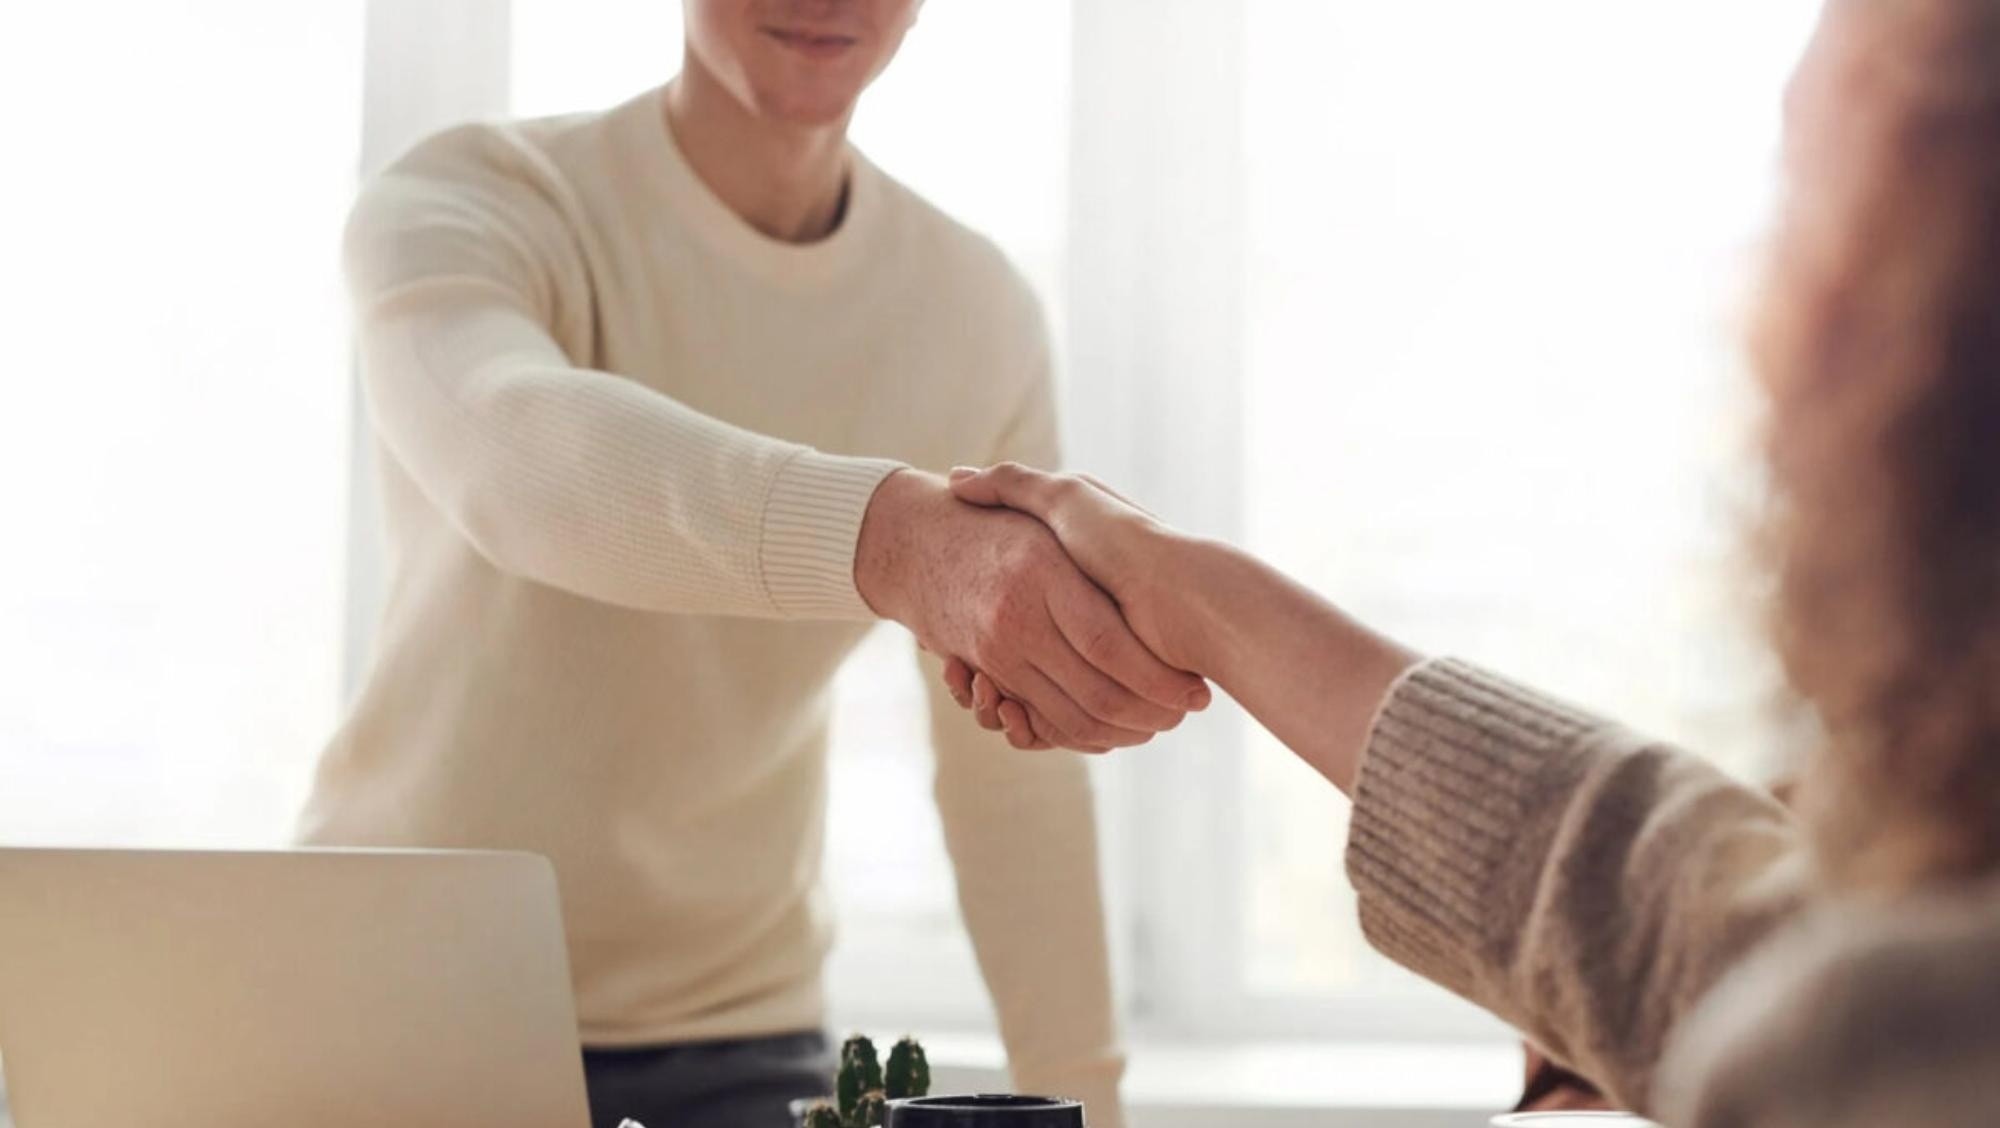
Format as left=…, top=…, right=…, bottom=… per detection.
left=0, top=848, right=592, bottom=1128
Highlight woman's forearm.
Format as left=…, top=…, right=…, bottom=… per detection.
left=1162, top=537, right=1422, bottom=793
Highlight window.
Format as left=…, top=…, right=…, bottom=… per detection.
left=0, top=2, right=362, bottom=848
left=1235, top=0, right=1824, bottom=1018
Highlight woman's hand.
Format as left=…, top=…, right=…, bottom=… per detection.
left=941, top=463, right=1211, bottom=748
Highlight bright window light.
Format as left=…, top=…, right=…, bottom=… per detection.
left=1239, top=0, right=1824, bottom=1001
left=0, top=2, right=362, bottom=848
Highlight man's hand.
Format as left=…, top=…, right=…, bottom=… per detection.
left=948, top=464, right=1208, bottom=669
left=936, top=464, right=1212, bottom=748
left=855, top=469, right=1209, bottom=752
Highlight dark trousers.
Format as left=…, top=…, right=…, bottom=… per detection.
left=584, top=1030, right=835, bottom=1128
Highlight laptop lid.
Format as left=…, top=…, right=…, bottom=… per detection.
left=0, top=848, right=590, bottom=1128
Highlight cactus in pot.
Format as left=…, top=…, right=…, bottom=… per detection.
left=839, top=1034, right=884, bottom=1119
left=885, top=1037, right=931, bottom=1099
left=852, top=1091, right=889, bottom=1126
left=800, top=1034, right=931, bottom=1128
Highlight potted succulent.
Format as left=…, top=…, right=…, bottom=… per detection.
left=792, top=1035, right=1087, bottom=1127
left=795, top=1034, right=933, bottom=1128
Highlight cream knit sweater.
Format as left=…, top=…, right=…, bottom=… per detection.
left=298, top=87, right=1122, bottom=1111
left=1352, top=659, right=2000, bottom=1126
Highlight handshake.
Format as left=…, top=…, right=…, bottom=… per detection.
left=855, top=463, right=1210, bottom=752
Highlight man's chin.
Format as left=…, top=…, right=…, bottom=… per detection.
left=774, top=102, right=860, bottom=129
left=752, top=85, right=864, bottom=129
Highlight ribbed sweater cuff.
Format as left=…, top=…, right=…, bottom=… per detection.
left=1344, top=658, right=1605, bottom=997
left=758, top=449, right=906, bottom=620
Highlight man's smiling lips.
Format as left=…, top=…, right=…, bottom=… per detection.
left=761, top=26, right=861, bottom=60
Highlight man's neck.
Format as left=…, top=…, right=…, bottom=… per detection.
left=664, top=58, right=852, bottom=244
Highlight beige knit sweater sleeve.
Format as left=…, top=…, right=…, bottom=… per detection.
left=344, top=130, right=904, bottom=619
left=1345, top=658, right=1811, bottom=1115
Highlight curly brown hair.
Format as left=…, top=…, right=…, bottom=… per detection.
left=1759, top=0, right=2000, bottom=889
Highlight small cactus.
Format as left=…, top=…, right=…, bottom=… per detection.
left=837, top=1035, right=883, bottom=1121
left=884, top=1037, right=931, bottom=1100
left=808, top=1033, right=926, bottom=1128
left=852, top=1089, right=889, bottom=1127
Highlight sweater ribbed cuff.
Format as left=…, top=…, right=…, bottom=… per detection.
left=1344, top=658, right=1606, bottom=997
left=757, top=448, right=906, bottom=620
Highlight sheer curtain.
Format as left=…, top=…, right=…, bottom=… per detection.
left=1064, top=0, right=1820, bottom=1037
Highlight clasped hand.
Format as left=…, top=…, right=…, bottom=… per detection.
left=855, top=468, right=1207, bottom=752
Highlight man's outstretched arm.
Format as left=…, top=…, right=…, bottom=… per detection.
left=349, top=129, right=1202, bottom=748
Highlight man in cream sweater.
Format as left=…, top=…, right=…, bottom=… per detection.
left=300, top=2, right=1207, bottom=1126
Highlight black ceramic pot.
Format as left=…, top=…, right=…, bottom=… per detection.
left=884, top=1094, right=1085, bottom=1127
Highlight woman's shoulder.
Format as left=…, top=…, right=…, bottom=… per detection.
left=1659, top=878, right=2000, bottom=1127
